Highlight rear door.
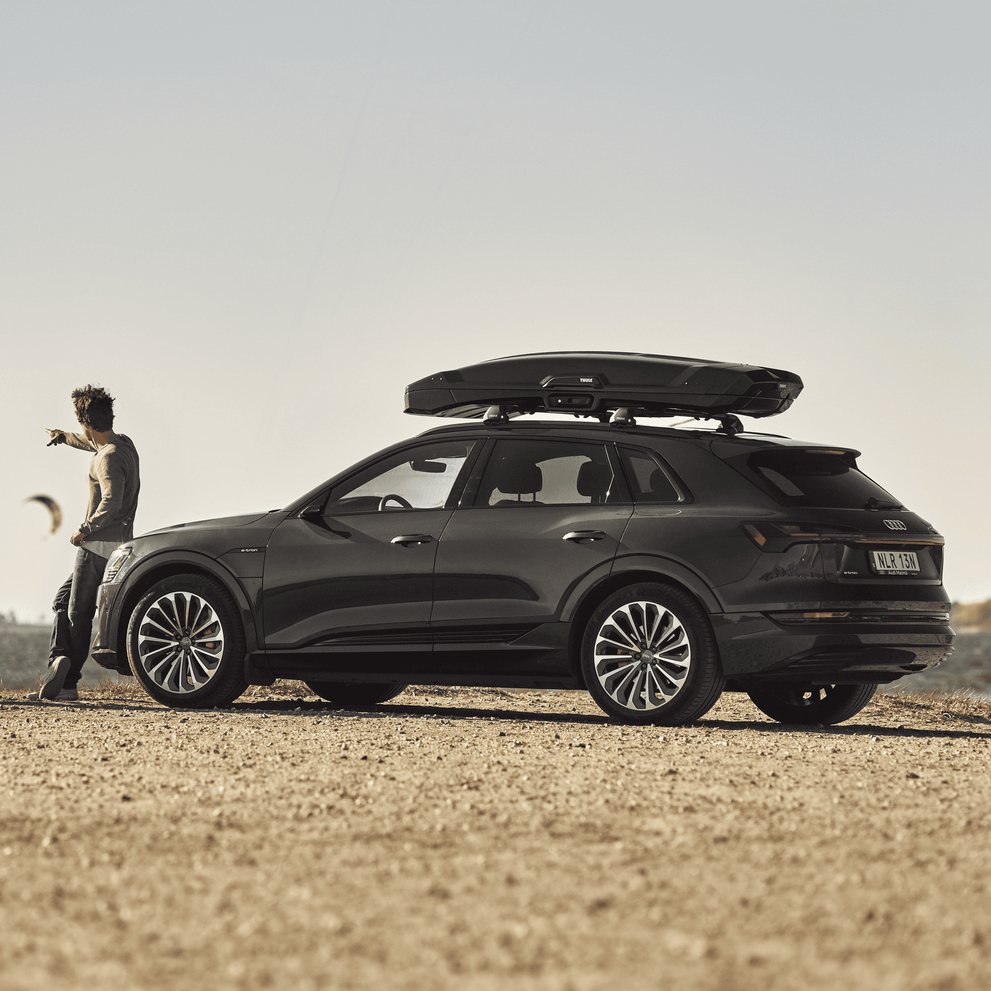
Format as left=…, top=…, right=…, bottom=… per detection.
left=431, top=438, right=633, bottom=638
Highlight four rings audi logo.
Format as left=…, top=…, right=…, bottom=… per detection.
left=883, top=519, right=908, bottom=531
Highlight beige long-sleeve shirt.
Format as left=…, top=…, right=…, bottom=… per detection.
left=61, top=432, right=141, bottom=545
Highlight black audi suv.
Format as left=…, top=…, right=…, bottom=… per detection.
left=92, top=353, right=953, bottom=725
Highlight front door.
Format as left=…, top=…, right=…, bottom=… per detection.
left=261, top=440, right=478, bottom=658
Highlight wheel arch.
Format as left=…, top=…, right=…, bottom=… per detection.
left=113, top=553, right=258, bottom=669
left=564, top=561, right=724, bottom=685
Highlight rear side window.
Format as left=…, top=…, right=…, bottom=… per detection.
left=474, top=439, right=626, bottom=507
left=735, top=449, right=902, bottom=509
left=619, top=448, right=683, bottom=504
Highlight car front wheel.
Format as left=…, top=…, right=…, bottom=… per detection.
left=580, top=583, right=725, bottom=725
left=126, top=574, right=248, bottom=708
left=746, top=683, right=877, bottom=725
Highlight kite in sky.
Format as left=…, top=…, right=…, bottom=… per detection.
left=25, top=494, right=62, bottom=534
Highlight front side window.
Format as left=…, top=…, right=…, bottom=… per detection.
left=325, top=441, right=476, bottom=514
left=474, top=440, right=623, bottom=507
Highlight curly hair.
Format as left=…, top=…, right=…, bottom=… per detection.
left=71, top=385, right=115, bottom=432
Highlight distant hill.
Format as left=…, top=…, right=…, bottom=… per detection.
left=952, top=600, right=991, bottom=632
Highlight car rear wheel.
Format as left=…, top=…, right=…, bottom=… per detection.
left=126, top=574, right=248, bottom=708
left=580, top=583, right=725, bottom=725
left=305, top=681, right=408, bottom=705
left=746, top=683, right=877, bottom=725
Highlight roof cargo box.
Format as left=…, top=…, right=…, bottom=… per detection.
left=404, top=352, right=802, bottom=421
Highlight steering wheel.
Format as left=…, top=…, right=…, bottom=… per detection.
left=377, top=493, right=413, bottom=511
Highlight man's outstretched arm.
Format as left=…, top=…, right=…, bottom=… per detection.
left=45, top=429, right=96, bottom=451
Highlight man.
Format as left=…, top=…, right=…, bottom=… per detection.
left=30, top=385, right=140, bottom=701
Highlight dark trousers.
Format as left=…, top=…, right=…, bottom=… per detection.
left=49, top=547, right=109, bottom=690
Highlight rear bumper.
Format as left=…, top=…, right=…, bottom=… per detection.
left=712, top=604, right=954, bottom=685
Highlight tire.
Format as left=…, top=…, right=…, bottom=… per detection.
left=746, top=683, right=878, bottom=725
left=304, top=681, right=408, bottom=705
left=126, top=573, right=248, bottom=708
left=580, top=583, right=725, bottom=725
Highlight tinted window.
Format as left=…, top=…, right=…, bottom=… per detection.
left=737, top=449, right=902, bottom=509
left=325, top=441, right=476, bottom=514
left=475, top=440, right=623, bottom=507
left=619, top=448, right=682, bottom=504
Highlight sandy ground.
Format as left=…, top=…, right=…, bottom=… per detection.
left=2, top=683, right=991, bottom=991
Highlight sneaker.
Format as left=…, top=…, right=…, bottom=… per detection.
left=37, top=656, right=70, bottom=700
left=27, top=687, right=79, bottom=702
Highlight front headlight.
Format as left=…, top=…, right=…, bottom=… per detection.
left=103, top=544, right=133, bottom=583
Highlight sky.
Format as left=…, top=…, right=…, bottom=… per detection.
left=2, top=0, right=989, bottom=621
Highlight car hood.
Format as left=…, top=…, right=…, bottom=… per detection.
left=140, top=510, right=284, bottom=536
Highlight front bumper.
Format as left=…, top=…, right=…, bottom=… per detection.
left=91, top=582, right=128, bottom=673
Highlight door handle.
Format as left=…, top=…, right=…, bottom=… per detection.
left=391, top=534, right=434, bottom=546
left=562, top=530, right=607, bottom=542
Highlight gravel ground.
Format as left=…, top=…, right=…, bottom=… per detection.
left=2, top=683, right=991, bottom=991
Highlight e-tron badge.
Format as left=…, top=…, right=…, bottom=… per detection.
left=883, top=519, right=908, bottom=531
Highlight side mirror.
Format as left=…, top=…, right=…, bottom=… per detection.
left=298, top=503, right=350, bottom=538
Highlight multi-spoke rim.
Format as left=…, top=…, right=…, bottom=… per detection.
left=135, top=592, right=225, bottom=694
left=593, top=600, right=691, bottom=711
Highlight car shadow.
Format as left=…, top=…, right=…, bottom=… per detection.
left=10, top=693, right=990, bottom=740
left=229, top=698, right=614, bottom=726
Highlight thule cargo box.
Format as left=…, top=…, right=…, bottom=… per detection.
left=404, top=352, right=802, bottom=421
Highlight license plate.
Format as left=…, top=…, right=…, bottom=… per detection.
left=870, top=550, right=920, bottom=575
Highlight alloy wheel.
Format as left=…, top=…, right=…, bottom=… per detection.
left=135, top=591, right=225, bottom=694
left=592, top=600, right=691, bottom=711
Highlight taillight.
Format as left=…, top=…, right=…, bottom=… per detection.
left=741, top=521, right=943, bottom=553
left=740, top=522, right=854, bottom=552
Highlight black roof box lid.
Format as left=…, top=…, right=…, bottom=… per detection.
left=404, top=352, right=803, bottom=420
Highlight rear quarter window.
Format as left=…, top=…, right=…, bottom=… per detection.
left=618, top=447, right=685, bottom=504
left=729, top=449, right=903, bottom=509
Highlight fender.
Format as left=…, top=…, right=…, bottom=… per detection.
left=556, top=558, right=622, bottom=624
left=605, top=552, right=725, bottom=616
left=115, top=550, right=261, bottom=657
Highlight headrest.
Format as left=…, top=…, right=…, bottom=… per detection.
left=577, top=461, right=611, bottom=498
left=495, top=460, right=542, bottom=496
